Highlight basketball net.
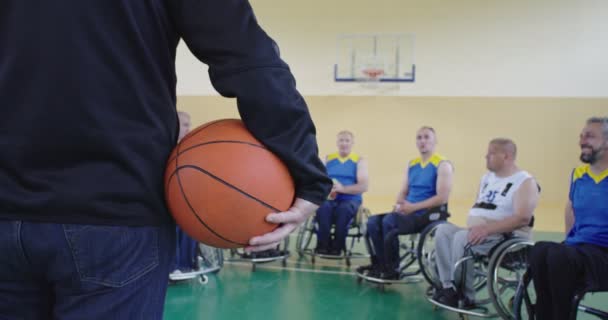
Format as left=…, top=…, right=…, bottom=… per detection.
left=358, top=55, right=386, bottom=89
left=360, top=68, right=384, bottom=89
left=335, top=55, right=400, bottom=94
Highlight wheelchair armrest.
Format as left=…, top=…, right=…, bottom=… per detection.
left=355, top=206, right=371, bottom=226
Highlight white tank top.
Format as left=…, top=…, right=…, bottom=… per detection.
left=469, top=170, right=532, bottom=221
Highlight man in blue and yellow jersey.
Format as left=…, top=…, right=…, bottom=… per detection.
left=528, top=117, right=608, bottom=320
left=316, top=131, right=369, bottom=255
left=359, top=127, right=454, bottom=280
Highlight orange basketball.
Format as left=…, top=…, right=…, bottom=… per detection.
left=164, top=119, right=295, bottom=248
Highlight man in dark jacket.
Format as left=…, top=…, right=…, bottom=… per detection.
left=0, top=1, right=331, bottom=319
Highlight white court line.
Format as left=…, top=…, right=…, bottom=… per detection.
left=225, top=256, right=421, bottom=271
left=225, top=261, right=356, bottom=276
left=225, top=260, right=419, bottom=276
left=263, top=258, right=420, bottom=271
left=225, top=257, right=346, bottom=269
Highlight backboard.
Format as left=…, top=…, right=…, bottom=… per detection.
left=334, top=33, right=415, bottom=83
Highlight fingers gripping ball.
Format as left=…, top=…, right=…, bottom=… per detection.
left=165, top=119, right=295, bottom=248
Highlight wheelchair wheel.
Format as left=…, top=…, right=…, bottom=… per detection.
left=295, top=216, right=315, bottom=257
left=398, top=235, right=418, bottom=274
left=416, top=221, right=447, bottom=288
left=198, top=244, right=224, bottom=274
left=512, top=271, right=536, bottom=320
left=487, top=238, right=534, bottom=320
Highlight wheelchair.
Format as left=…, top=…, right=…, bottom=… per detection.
left=354, top=220, right=448, bottom=291
left=513, top=268, right=608, bottom=320
left=226, top=238, right=290, bottom=272
left=295, top=205, right=371, bottom=267
left=419, top=222, right=534, bottom=319
left=169, top=243, right=224, bottom=284
left=354, top=207, right=450, bottom=291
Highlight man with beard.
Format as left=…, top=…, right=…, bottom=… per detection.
left=527, top=117, right=608, bottom=320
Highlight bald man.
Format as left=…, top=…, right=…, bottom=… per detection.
left=431, top=138, right=540, bottom=308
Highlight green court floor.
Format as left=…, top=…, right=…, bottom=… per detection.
left=164, top=232, right=606, bottom=320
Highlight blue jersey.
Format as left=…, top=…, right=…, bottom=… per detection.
left=407, top=154, right=447, bottom=215
left=566, top=164, right=608, bottom=248
left=326, top=152, right=362, bottom=202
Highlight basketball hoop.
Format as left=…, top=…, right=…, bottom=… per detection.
left=361, top=68, right=385, bottom=82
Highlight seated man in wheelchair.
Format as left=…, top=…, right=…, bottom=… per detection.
left=358, top=126, right=453, bottom=280
left=432, top=138, right=539, bottom=307
left=527, top=117, right=608, bottom=320
left=315, top=130, right=369, bottom=256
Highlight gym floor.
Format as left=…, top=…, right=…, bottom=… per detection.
left=164, top=232, right=606, bottom=320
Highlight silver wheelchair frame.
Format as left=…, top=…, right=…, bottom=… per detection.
left=295, top=206, right=371, bottom=267
left=169, top=243, right=224, bottom=284
left=419, top=222, right=534, bottom=319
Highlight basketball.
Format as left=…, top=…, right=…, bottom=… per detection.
left=164, top=119, right=295, bottom=249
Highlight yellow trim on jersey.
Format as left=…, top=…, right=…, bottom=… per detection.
left=409, top=154, right=446, bottom=169
left=327, top=152, right=360, bottom=164
left=572, top=164, right=608, bottom=184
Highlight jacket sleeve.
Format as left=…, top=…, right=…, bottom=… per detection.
left=168, top=0, right=332, bottom=205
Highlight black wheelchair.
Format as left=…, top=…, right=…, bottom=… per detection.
left=355, top=208, right=450, bottom=291
left=295, top=206, right=371, bottom=267
left=169, top=243, right=224, bottom=284
left=513, top=268, right=608, bottom=320
left=226, top=238, right=290, bottom=272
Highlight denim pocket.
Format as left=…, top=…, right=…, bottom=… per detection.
left=63, top=224, right=160, bottom=287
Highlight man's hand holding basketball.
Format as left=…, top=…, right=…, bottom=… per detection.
left=247, top=198, right=318, bottom=252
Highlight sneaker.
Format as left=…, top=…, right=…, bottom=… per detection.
left=314, top=247, right=329, bottom=255
left=436, top=287, right=459, bottom=308
left=367, top=267, right=382, bottom=279
left=460, top=296, right=476, bottom=310
left=264, top=249, right=281, bottom=258
left=431, top=287, right=443, bottom=300
left=328, top=248, right=342, bottom=256
left=380, top=270, right=401, bottom=280
left=356, top=264, right=373, bottom=274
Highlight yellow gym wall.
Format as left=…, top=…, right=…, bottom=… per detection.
left=173, top=0, right=608, bottom=235
left=176, top=0, right=608, bottom=97
left=176, top=96, right=607, bottom=233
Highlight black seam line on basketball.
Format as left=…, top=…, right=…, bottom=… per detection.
left=167, top=140, right=266, bottom=164
left=173, top=166, right=247, bottom=246
left=178, top=164, right=283, bottom=213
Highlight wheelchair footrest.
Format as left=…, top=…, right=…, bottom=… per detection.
left=247, top=251, right=290, bottom=263
left=315, top=253, right=347, bottom=260
left=427, top=297, right=496, bottom=318
left=169, top=269, right=207, bottom=281
left=355, top=270, right=424, bottom=284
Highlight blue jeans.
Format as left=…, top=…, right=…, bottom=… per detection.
left=315, top=200, right=360, bottom=252
left=366, top=212, right=427, bottom=272
left=0, top=220, right=175, bottom=320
